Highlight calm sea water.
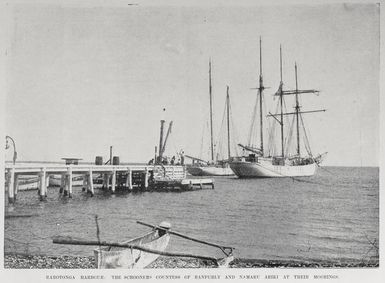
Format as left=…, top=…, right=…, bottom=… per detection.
left=4, top=166, right=379, bottom=262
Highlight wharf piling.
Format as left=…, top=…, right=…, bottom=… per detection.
left=7, top=168, right=15, bottom=204
left=87, top=170, right=94, bottom=196
left=111, top=170, right=116, bottom=193
left=38, top=168, right=46, bottom=201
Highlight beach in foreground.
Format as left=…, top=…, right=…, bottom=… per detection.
left=4, top=254, right=379, bottom=269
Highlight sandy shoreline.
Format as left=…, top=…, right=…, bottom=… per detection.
left=4, top=254, right=379, bottom=269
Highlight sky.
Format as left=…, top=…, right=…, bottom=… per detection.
left=2, top=1, right=380, bottom=166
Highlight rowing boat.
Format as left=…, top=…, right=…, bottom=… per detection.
left=53, top=220, right=234, bottom=268
left=94, top=222, right=171, bottom=269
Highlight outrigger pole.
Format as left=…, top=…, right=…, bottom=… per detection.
left=137, top=220, right=234, bottom=257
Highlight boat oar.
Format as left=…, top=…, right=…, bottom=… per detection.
left=136, top=221, right=234, bottom=256
left=52, top=236, right=226, bottom=266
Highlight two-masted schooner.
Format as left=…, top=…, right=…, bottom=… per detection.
left=230, top=39, right=326, bottom=178
left=186, top=61, right=234, bottom=176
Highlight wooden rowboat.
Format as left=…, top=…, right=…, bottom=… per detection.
left=94, top=222, right=171, bottom=269
left=53, top=220, right=234, bottom=268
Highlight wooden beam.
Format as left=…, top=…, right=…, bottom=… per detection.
left=274, top=89, right=319, bottom=96
left=111, top=170, right=116, bottom=193
left=82, top=174, right=87, bottom=192
left=67, top=167, right=73, bottom=198
left=88, top=169, right=94, bottom=197
left=45, top=174, right=50, bottom=196
left=128, top=169, right=133, bottom=190
left=125, top=169, right=133, bottom=190
left=8, top=168, right=15, bottom=204
left=59, top=174, right=65, bottom=194
left=39, top=168, right=46, bottom=201
left=14, top=174, right=19, bottom=201
left=267, top=109, right=326, bottom=117
left=144, top=167, right=149, bottom=188
left=102, top=173, right=107, bottom=189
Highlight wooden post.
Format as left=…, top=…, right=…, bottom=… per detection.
left=103, top=173, right=110, bottom=190
left=14, top=174, right=19, bottom=201
left=144, top=167, right=149, bottom=189
left=59, top=174, right=65, bottom=194
left=39, top=168, right=46, bottom=201
left=45, top=174, right=50, bottom=197
left=88, top=169, right=94, bottom=196
left=127, top=169, right=132, bottom=190
left=67, top=167, right=73, bottom=198
left=82, top=174, right=87, bottom=192
left=63, top=174, right=68, bottom=196
left=102, top=174, right=106, bottom=189
left=124, top=169, right=130, bottom=190
left=111, top=170, right=116, bottom=193
left=125, top=170, right=129, bottom=188
left=8, top=168, right=15, bottom=204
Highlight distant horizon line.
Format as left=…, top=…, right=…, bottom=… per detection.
left=4, top=160, right=380, bottom=168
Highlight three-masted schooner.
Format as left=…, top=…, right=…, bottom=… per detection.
left=230, top=39, right=326, bottom=178
left=186, top=61, right=234, bottom=176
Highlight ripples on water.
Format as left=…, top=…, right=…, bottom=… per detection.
left=4, top=167, right=379, bottom=262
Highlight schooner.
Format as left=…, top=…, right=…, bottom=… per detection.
left=186, top=60, right=234, bottom=176
left=230, top=38, right=326, bottom=178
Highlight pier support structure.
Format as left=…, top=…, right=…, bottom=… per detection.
left=45, top=175, right=50, bottom=194
left=38, top=168, right=46, bottom=201
left=144, top=167, right=149, bottom=189
left=102, top=173, right=109, bottom=190
left=127, top=169, right=133, bottom=190
left=82, top=174, right=87, bottom=192
left=87, top=169, right=94, bottom=196
left=4, top=164, right=203, bottom=202
left=111, top=170, right=116, bottom=193
left=14, top=174, right=19, bottom=201
left=59, top=174, right=65, bottom=194
left=66, top=167, right=73, bottom=198
left=7, top=168, right=15, bottom=204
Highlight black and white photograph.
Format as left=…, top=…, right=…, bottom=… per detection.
left=1, top=0, right=383, bottom=282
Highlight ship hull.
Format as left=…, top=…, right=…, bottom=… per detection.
left=229, top=159, right=317, bottom=178
left=187, top=166, right=234, bottom=176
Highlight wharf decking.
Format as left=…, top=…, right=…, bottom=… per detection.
left=4, top=164, right=213, bottom=203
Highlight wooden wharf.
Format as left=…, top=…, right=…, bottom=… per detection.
left=4, top=164, right=214, bottom=203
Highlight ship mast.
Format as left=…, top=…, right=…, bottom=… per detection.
left=279, top=45, right=284, bottom=159
left=267, top=62, right=325, bottom=159
left=258, top=37, right=264, bottom=156
left=295, top=62, right=300, bottom=156
left=209, top=59, right=214, bottom=162
left=226, top=86, right=231, bottom=160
